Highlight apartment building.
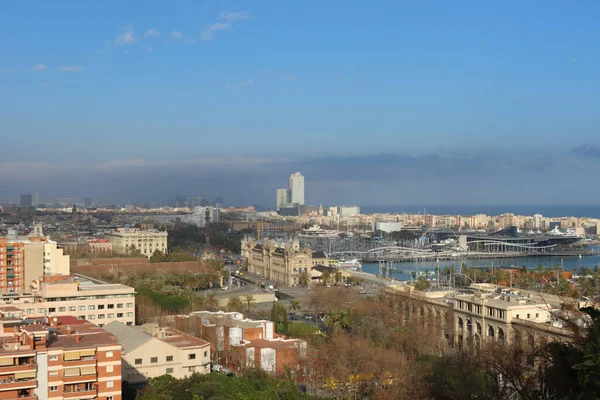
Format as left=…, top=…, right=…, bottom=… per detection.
left=104, top=228, right=168, bottom=258
left=241, top=239, right=328, bottom=286
left=0, top=315, right=122, bottom=400
left=453, top=289, right=552, bottom=348
left=172, top=311, right=306, bottom=376
left=103, top=321, right=210, bottom=388
left=0, top=239, right=25, bottom=293
left=0, top=275, right=135, bottom=328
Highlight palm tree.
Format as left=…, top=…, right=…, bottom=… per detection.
left=206, top=292, right=219, bottom=311
left=321, top=271, right=331, bottom=285
left=227, top=295, right=244, bottom=312
left=289, top=299, right=301, bottom=314
left=298, top=271, right=310, bottom=287
left=244, top=294, right=256, bottom=312
left=333, top=270, right=343, bottom=285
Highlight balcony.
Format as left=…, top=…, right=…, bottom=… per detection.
left=63, top=389, right=97, bottom=399
left=0, top=377, right=37, bottom=391
left=62, top=356, right=96, bottom=367
left=0, top=363, right=36, bottom=375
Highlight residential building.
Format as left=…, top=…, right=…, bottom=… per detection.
left=20, top=194, right=33, bottom=207
left=0, top=275, right=135, bottom=327
left=0, top=239, right=25, bottom=293
left=288, top=172, right=305, bottom=205
left=372, top=221, right=402, bottom=233
left=172, top=311, right=306, bottom=376
left=337, top=206, right=360, bottom=216
left=104, top=228, right=168, bottom=258
left=103, top=321, right=210, bottom=389
left=241, top=239, right=328, bottom=286
left=0, top=315, right=122, bottom=400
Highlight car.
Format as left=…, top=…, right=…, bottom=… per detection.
left=304, top=315, right=314, bottom=320
left=212, top=364, right=223, bottom=372
left=221, top=286, right=229, bottom=291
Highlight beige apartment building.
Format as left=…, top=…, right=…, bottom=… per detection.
left=241, top=239, right=327, bottom=286
left=104, top=228, right=168, bottom=258
left=453, top=289, right=552, bottom=348
left=0, top=275, right=136, bottom=327
left=103, top=321, right=210, bottom=388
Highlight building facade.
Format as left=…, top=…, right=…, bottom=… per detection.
left=0, top=239, right=25, bottom=293
left=0, top=315, right=122, bottom=400
left=0, top=275, right=136, bottom=328
left=288, top=172, right=304, bottom=205
left=103, top=321, right=210, bottom=388
left=241, top=239, right=327, bottom=286
left=276, top=189, right=291, bottom=211
left=104, top=228, right=168, bottom=258
left=182, top=207, right=220, bottom=228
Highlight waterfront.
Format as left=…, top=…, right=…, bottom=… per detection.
left=361, top=246, right=600, bottom=280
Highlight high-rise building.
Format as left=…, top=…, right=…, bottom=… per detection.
left=0, top=314, right=123, bottom=400
left=276, top=189, right=291, bottom=211
left=288, top=172, right=305, bottom=205
left=84, top=197, right=92, bottom=208
left=0, top=238, right=25, bottom=292
left=32, top=192, right=40, bottom=206
left=20, top=194, right=33, bottom=207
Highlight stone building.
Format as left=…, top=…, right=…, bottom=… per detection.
left=241, top=239, right=327, bottom=286
left=104, top=228, right=168, bottom=258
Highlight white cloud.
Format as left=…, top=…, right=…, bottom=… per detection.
left=145, top=46, right=154, bottom=53
left=201, top=11, right=253, bottom=41
left=57, top=65, right=83, bottom=72
left=124, top=50, right=131, bottom=56
left=239, top=80, right=254, bottom=87
left=144, top=28, right=160, bottom=37
left=170, top=31, right=183, bottom=39
left=286, top=76, right=296, bottom=81
left=225, top=84, right=232, bottom=89
left=115, top=25, right=136, bottom=45
left=31, top=64, right=47, bottom=71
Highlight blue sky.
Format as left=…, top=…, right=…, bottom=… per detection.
left=2, top=1, right=600, bottom=206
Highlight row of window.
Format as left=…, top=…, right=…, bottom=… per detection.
left=134, top=352, right=206, bottom=365
left=46, top=294, right=134, bottom=302
left=50, top=383, right=115, bottom=391
left=27, top=303, right=133, bottom=314
left=84, top=313, right=133, bottom=320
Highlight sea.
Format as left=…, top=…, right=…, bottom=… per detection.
left=359, top=205, right=600, bottom=218
left=361, top=245, right=600, bottom=281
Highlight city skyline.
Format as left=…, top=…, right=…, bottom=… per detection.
left=2, top=2, right=600, bottom=205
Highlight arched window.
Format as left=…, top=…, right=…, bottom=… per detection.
left=458, top=317, right=464, bottom=331
left=476, top=322, right=482, bottom=335
left=488, top=325, right=495, bottom=338
left=498, top=328, right=505, bottom=344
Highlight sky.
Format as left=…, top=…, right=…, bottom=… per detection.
left=2, top=1, right=600, bottom=207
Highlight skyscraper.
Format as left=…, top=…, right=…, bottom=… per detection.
left=32, top=192, right=39, bottom=206
left=289, top=172, right=305, bottom=205
left=84, top=197, right=92, bottom=208
left=276, top=189, right=291, bottom=211
left=20, top=194, right=33, bottom=206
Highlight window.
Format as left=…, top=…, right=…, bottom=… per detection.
left=536, top=313, right=539, bottom=318
left=69, top=306, right=76, bottom=311
left=188, top=353, right=196, bottom=360
left=106, top=380, right=114, bottom=388
left=88, top=315, right=95, bottom=320
left=107, top=304, right=114, bottom=309
left=78, top=306, right=85, bottom=311
left=98, top=305, right=105, bottom=310
left=27, top=309, right=34, bottom=314
left=49, top=307, right=56, bottom=313
left=126, top=303, right=133, bottom=308
left=516, top=314, right=520, bottom=319
left=127, top=322, right=133, bottom=326
left=88, top=305, right=95, bottom=310
left=527, top=313, right=531, bottom=319
left=135, top=358, right=142, bottom=365
left=117, top=313, right=123, bottom=318
left=107, top=313, right=114, bottom=318
left=126, top=312, right=133, bottom=317
left=59, top=307, right=66, bottom=312
left=38, top=308, right=46, bottom=314
left=106, top=351, right=114, bottom=358
left=189, top=366, right=196, bottom=372
left=151, top=357, right=158, bottom=363
left=50, top=386, right=58, bottom=391
left=49, top=371, right=58, bottom=376
left=166, top=355, right=173, bottom=362
left=50, top=355, right=58, bottom=361
left=78, top=315, right=85, bottom=320
left=98, top=314, right=105, bottom=319
left=117, top=303, right=124, bottom=308
left=204, top=351, right=208, bottom=358
left=107, top=397, right=114, bottom=400
left=106, top=365, right=114, bottom=373
left=166, top=368, right=174, bottom=374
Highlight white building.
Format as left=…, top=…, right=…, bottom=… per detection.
left=373, top=221, right=402, bottom=233
left=43, top=240, right=70, bottom=276
left=104, top=228, right=168, bottom=258
left=183, top=206, right=221, bottom=228
left=338, top=205, right=360, bottom=216
left=289, top=172, right=305, bottom=205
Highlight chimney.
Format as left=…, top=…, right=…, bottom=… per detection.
left=66, top=325, right=72, bottom=337
left=75, top=331, right=80, bottom=343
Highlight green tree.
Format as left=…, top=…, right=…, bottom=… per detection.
left=206, top=292, right=219, bottom=311
left=414, top=276, right=431, bottom=292
left=243, top=294, right=256, bottom=312
left=149, top=249, right=166, bottom=263
left=298, top=271, right=310, bottom=287
left=227, top=295, right=244, bottom=312
left=289, top=299, right=301, bottom=314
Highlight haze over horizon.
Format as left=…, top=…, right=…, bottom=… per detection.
left=2, top=1, right=600, bottom=206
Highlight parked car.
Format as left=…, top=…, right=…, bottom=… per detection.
left=221, top=286, right=229, bottom=291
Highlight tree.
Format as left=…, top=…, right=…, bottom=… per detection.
left=321, top=271, right=331, bottom=285
left=333, top=270, right=343, bottom=285
left=243, top=294, right=256, bottom=312
left=149, top=249, right=166, bottom=263
left=289, top=299, right=301, bottom=314
left=206, top=292, right=219, bottom=311
left=414, top=276, right=430, bottom=292
left=298, top=271, right=310, bottom=287
left=227, top=295, right=243, bottom=312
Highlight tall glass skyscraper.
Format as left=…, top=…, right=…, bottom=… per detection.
left=288, top=172, right=305, bottom=205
